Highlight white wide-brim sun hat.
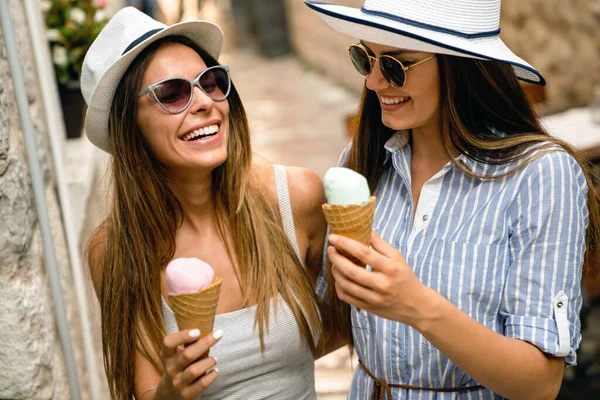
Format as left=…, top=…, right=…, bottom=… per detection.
left=80, top=7, right=224, bottom=153
left=304, top=0, right=545, bottom=86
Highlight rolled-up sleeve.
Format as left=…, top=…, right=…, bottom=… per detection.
left=500, top=150, right=589, bottom=366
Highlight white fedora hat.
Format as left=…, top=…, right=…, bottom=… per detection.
left=305, top=0, right=545, bottom=86
left=81, top=7, right=224, bottom=153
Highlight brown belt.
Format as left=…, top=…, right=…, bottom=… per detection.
left=358, top=360, right=485, bottom=400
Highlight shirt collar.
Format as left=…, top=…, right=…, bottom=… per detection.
left=383, top=130, right=482, bottom=178
left=383, top=130, right=410, bottom=165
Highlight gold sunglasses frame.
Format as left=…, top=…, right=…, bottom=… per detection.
left=348, top=44, right=436, bottom=88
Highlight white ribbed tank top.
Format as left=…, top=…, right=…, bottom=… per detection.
left=161, top=165, right=317, bottom=399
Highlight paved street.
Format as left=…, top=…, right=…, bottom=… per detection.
left=222, top=50, right=356, bottom=178
left=202, top=0, right=359, bottom=178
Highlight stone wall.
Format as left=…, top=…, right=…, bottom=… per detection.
left=286, top=0, right=600, bottom=115
left=0, top=0, right=88, bottom=398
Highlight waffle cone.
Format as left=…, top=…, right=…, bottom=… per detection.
left=168, top=276, right=222, bottom=358
left=322, top=196, right=376, bottom=248
left=323, top=197, right=375, bottom=311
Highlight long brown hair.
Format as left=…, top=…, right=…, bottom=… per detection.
left=87, top=36, right=322, bottom=399
left=333, top=54, right=600, bottom=344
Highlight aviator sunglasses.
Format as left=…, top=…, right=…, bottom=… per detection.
left=138, top=65, right=231, bottom=113
left=348, top=44, right=435, bottom=88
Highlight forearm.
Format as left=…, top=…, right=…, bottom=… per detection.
left=135, top=377, right=173, bottom=400
left=313, top=293, right=350, bottom=359
left=150, top=379, right=176, bottom=400
left=315, top=322, right=348, bottom=359
left=415, top=289, right=564, bottom=400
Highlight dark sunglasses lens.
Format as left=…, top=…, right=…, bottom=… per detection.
left=200, top=68, right=230, bottom=100
left=349, top=46, right=371, bottom=76
left=155, top=79, right=191, bottom=111
left=380, top=57, right=406, bottom=87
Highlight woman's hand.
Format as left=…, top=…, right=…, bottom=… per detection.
left=327, top=231, right=441, bottom=325
left=155, top=329, right=222, bottom=400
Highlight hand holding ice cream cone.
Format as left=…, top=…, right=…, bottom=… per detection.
left=322, top=168, right=376, bottom=312
left=159, top=327, right=221, bottom=397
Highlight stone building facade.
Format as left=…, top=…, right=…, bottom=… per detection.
left=286, top=0, right=600, bottom=115
left=0, top=0, right=90, bottom=398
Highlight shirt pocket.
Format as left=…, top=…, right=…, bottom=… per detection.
left=416, top=238, right=510, bottom=325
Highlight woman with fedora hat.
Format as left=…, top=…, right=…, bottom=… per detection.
left=82, top=7, right=333, bottom=400
left=306, top=0, right=600, bottom=399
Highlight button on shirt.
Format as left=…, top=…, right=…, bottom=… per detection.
left=317, top=131, right=588, bottom=399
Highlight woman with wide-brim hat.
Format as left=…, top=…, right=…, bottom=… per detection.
left=306, top=0, right=600, bottom=398
left=82, top=7, right=332, bottom=399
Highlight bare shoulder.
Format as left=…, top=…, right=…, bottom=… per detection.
left=285, top=166, right=327, bottom=216
left=86, top=222, right=108, bottom=296
left=251, top=162, right=326, bottom=221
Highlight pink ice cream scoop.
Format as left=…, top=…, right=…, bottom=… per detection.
left=166, top=258, right=215, bottom=296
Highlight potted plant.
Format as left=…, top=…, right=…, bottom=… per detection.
left=40, top=0, right=109, bottom=138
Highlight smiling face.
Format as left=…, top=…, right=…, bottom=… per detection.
left=361, top=41, right=440, bottom=134
left=136, top=42, right=230, bottom=177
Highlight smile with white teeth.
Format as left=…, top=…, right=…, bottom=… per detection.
left=380, top=96, right=410, bottom=105
left=182, top=124, right=219, bottom=141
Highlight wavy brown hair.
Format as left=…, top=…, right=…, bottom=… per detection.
left=331, top=55, right=600, bottom=345
left=86, top=36, right=323, bottom=399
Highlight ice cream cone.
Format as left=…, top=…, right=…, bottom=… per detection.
left=323, top=196, right=375, bottom=312
left=168, top=276, right=222, bottom=358
left=322, top=196, right=376, bottom=257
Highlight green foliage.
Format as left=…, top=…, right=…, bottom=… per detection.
left=41, top=0, right=109, bottom=85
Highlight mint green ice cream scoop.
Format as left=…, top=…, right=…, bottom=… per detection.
left=323, top=167, right=371, bottom=206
